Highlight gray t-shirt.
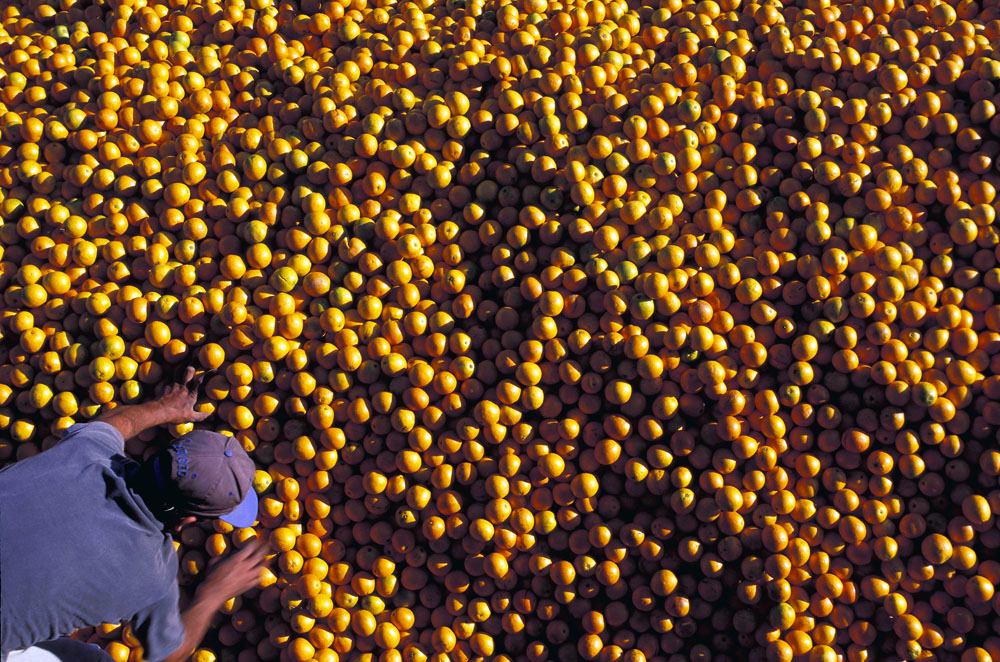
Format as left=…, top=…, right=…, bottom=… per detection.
left=0, top=422, right=184, bottom=661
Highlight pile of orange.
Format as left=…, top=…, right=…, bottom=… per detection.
left=1, top=0, right=1000, bottom=659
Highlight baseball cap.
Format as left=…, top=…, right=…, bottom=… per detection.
left=150, top=430, right=258, bottom=528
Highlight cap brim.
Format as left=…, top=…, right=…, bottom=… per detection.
left=220, top=488, right=258, bottom=528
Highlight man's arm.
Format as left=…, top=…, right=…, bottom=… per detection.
left=161, top=541, right=269, bottom=662
left=160, top=591, right=225, bottom=662
left=98, top=368, right=209, bottom=441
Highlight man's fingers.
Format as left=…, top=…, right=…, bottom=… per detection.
left=236, top=539, right=267, bottom=560
left=240, top=574, right=262, bottom=592
left=241, top=539, right=268, bottom=560
left=233, top=542, right=257, bottom=559
left=189, top=371, right=206, bottom=393
left=182, top=366, right=196, bottom=385
left=242, top=565, right=265, bottom=582
left=249, top=541, right=270, bottom=563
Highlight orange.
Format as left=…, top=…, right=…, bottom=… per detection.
left=1, top=2, right=999, bottom=660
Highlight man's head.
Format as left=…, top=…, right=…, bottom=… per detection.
left=142, top=430, right=258, bottom=528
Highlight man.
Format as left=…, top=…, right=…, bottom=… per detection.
left=0, top=368, right=269, bottom=662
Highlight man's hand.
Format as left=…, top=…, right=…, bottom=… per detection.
left=197, top=540, right=270, bottom=603
left=98, top=366, right=210, bottom=441
left=165, top=541, right=270, bottom=662
left=157, top=367, right=209, bottom=425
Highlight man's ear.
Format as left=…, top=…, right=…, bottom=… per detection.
left=173, top=515, right=197, bottom=534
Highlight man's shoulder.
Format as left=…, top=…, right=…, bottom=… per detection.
left=96, top=521, right=178, bottom=604
left=133, top=522, right=179, bottom=580
left=5, top=421, right=127, bottom=473
left=0, top=423, right=120, bottom=490
left=135, top=536, right=181, bottom=615
left=59, top=421, right=126, bottom=456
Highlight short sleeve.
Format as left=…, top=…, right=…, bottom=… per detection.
left=131, top=580, right=185, bottom=662
left=58, top=421, right=125, bottom=456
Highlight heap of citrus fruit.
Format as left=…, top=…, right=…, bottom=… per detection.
left=2, top=0, right=1000, bottom=659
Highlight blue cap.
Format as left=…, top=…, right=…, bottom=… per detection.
left=220, top=486, right=259, bottom=528
left=153, top=430, right=259, bottom=527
